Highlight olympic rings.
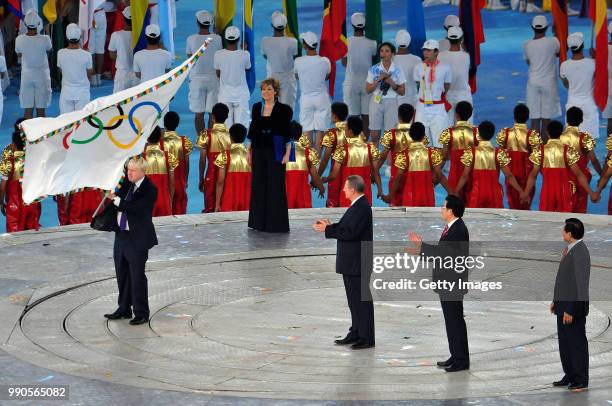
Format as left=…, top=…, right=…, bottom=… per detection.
left=106, top=115, right=143, bottom=150
left=86, top=105, right=124, bottom=130
left=72, top=116, right=104, bottom=145
left=128, top=102, right=162, bottom=134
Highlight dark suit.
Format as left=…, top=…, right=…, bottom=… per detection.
left=112, top=177, right=158, bottom=319
left=325, top=195, right=374, bottom=344
left=553, top=240, right=590, bottom=385
left=421, top=218, right=470, bottom=367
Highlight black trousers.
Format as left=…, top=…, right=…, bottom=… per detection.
left=248, top=146, right=289, bottom=233
left=557, top=312, right=589, bottom=384
left=113, top=232, right=150, bottom=318
left=343, top=275, right=375, bottom=344
left=441, top=299, right=469, bottom=366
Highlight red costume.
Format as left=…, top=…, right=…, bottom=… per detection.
left=320, top=122, right=347, bottom=207
left=496, top=124, right=541, bottom=210
left=0, top=149, right=41, bottom=232
left=529, top=139, right=580, bottom=212
left=144, top=144, right=178, bottom=217
left=393, top=142, right=443, bottom=207
left=439, top=121, right=478, bottom=202
left=214, top=143, right=251, bottom=212
left=332, top=137, right=380, bottom=207
left=161, top=131, right=193, bottom=215
left=607, top=136, right=612, bottom=215
left=560, top=126, right=596, bottom=213
left=461, top=141, right=512, bottom=208
left=286, top=135, right=320, bottom=209
left=197, top=123, right=231, bottom=213
left=67, top=189, right=104, bottom=225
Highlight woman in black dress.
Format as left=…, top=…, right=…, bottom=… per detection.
left=247, top=78, right=292, bottom=232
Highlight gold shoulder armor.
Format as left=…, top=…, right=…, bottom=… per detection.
left=331, top=147, right=346, bottom=163
left=167, top=152, right=179, bottom=171
left=528, top=130, right=542, bottom=148
left=497, top=148, right=511, bottom=167
left=380, top=130, right=394, bottom=149
left=321, top=131, right=335, bottom=148
left=438, top=128, right=451, bottom=147
left=460, top=148, right=473, bottom=167
left=369, top=143, right=382, bottom=161
left=566, top=146, right=580, bottom=166
left=393, top=151, right=407, bottom=171
left=308, top=148, right=320, bottom=167
left=528, top=148, right=542, bottom=166
left=606, top=135, right=612, bottom=151
left=183, top=137, right=193, bottom=155
left=196, top=131, right=209, bottom=149
left=496, top=129, right=507, bottom=148
left=214, top=151, right=228, bottom=168
left=430, top=148, right=443, bottom=167
left=581, top=133, right=595, bottom=152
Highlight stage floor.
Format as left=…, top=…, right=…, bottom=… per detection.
left=1, top=208, right=611, bottom=404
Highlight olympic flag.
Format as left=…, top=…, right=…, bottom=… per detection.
left=20, top=40, right=212, bottom=205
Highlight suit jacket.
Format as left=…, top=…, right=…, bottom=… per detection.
left=113, top=176, right=159, bottom=251
left=325, top=195, right=373, bottom=276
left=421, top=218, right=470, bottom=297
left=554, top=240, right=590, bottom=317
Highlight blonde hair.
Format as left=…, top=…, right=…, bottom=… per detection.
left=260, top=77, right=280, bottom=97
left=127, top=157, right=147, bottom=172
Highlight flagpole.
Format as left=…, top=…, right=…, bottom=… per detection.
left=242, top=0, right=246, bottom=51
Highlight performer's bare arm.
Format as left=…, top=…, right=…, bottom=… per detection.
left=214, top=167, right=226, bottom=212
left=501, top=166, right=524, bottom=194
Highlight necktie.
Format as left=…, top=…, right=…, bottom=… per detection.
left=562, top=247, right=569, bottom=258
left=441, top=224, right=449, bottom=239
left=119, top=185, right=134, bottom=231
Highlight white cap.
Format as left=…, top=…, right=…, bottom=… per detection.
left=145, top=24, right=161, bottom=38
left=447, top=26, right=463, bottom=40
left=122, top=6, right=131, bottom=20
left=531, top=15, right=548, bottom=29
left=444, top=15, right=460, bottom=29
left=24, top=9, right=41, bottom=29
left=225, top=26, right=241, bottom=41
left=66, top=23, right=81, bottom=41
left=395, top=29, right=411, bottom=48
left=608, top=20, right=612, bottom=34
left=567, top=32, right=584, bottom=50
left=271, top=11, right=287, bottom=29
left=422, top=39, right=440, bottom=50
left=196, top=9, right=212, bottom=25
left=351, top=12, right=366, bottom=29
left=300, top=31, right=318, bottom=48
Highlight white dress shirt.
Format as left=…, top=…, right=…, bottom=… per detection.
left=350, top=194, right=365, bottom=206
left=567, top=238, right=583, bottom=254
left=114, top=177, right=145, bottom=230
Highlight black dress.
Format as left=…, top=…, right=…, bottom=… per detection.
left=247, top=101, right=292, bottom=232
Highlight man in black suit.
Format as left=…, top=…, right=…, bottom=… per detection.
left=104, top=157, right=158, bottom=326
left=551, top=218, right=590, bottom=392
left=313, top=175, right=375, bottom=350
left=407, top=195, right=470, bottom=372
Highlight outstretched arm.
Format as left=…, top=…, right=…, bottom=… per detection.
left=454, top=165, right=472, bottom=195
left=501, top=166, right=523, bottom=194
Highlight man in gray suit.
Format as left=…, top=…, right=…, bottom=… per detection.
left=551, top=218, right=590, bottom=392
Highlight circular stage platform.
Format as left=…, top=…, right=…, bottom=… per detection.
left=1, top=208, right=611, bottom=404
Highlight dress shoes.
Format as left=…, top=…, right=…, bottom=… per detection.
left=437, top=358, right=453, bottom=368
left=444, top=363, right=469, bottom=372
left=334, top=336, right=359, bottom=345
left=568, top=382, right=588, bottom=391
left=129, top=317, right=149, bottom=325
left=351, top=341, right=375, bottom=350
left=104, top=311, right=132, bottom=320
left=552, top=377, right=570, bottom=387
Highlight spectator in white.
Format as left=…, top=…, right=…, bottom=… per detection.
left=0, top=54, right=6, bottom=125
left=342, top=12, right=377, bottom=136
left=394, top=30, right=420, bottom=109
left=560, top=33, right=600, bottom=139
left=438, top=26, right=472, bottom=123
left=602, top=21, right=612, bottom=136
left=186, top=9, right=223, bottom=135
left=213, top=26, right=251, bottom=127
left=487, top=0, right=508, bottom=10
left=109, top=6, right=136, bottom=93
left=439, top=15, right=460, bottom=53
left=261, top=11, right=299, bottom=110
left=294, top=31, right=331, bottom=153
left=414, top=39, right=452, bottom=148
left=524, top=15, right=561, bottom=139
left=366, top=42, right=406, bottom=145
left=57, top=24, right=93, bottom=115
left=89, top=5, right=107, bottom=86
left=15, top=10, right=52, bottom=119
left=133, top=24, right=173, bottom=83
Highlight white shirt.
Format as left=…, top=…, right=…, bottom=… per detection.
left=366, top=61, right=407, bottom=99
left=344, top=36, right=377, bottom=82
left=393, top=53, right=421, bottom=100
left=213, top=49, right=251, bottom=101
left=261, top=36, right=298, bottom=74
left=15, top=34, right=52, bottom=72
left=133, top=48, right=173, bottom=83
left=567, top=238, right=583, bottom=253
left=524, top=36, right=560, bottom=85
left=560, top=58, right=595, bottom=102
left=350, top=194, right=365, bottom=206
left=57, top=48, right=92, bottom=100
left=0, top=56, right=6, bottom=95
left=186, top=33, right=223, bottom=78
left=108, top=30, right=134, bottom=71
left=413, top=60, right=452, bottom=102
left=446, top=217, right=459, bottom=231
left=439, top=38, right=451, bottom=53
left=294, top=55, right=331, bottom=96
left=114, top=177, right=145, bottom=231
left=438, top=50, right=471, bottom=93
